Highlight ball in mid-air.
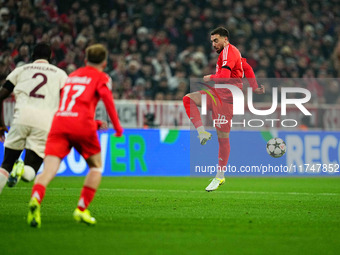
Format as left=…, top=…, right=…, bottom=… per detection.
left=266, top=138, right=286, bottom=158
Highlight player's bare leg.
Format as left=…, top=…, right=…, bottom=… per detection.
left=183, top=92, right=212, bottom=145
left=73, top=152, right=102, bottom=225
left=205, top=130, right=229, bottom=192
left=28, top=155, right=62, bottom=227
left=34, top=155, right=61, bottom=187
left=83, top=153, right=102, bottom=190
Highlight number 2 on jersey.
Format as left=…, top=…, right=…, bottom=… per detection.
left=30, top=73, right=47, bottom=98
left=59, top=85, right=86, bottom=111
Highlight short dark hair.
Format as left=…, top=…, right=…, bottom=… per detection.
left=32, top=43, right=51, bottom=62
left=86, top=44, right=108, bottom=64
left=210, top=27, right=230, bottom=39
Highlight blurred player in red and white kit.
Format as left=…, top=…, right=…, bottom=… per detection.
left=183, top=27, right=265, bottom=191
left=27, top=44, right=123, bottom=228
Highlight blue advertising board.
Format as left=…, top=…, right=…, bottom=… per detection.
left=190, top=130, right=340, bottom=176
left=0, top=129, right=339, bottom=176
left=51, top=128, right=189, bottom=176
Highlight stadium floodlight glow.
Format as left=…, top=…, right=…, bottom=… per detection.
left=201, top=84, right=312, bottom=116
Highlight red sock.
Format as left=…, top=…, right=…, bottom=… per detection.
left=77, top=186, right=96, bottom=211
left=183, top=96, right=203, bottom=128
left=31, top=184, right=46, bottom=204
left=218, top=137, right=230, bottom=169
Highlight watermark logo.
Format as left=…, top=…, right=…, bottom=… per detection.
left=198, top=82, right=221, bottom=115
left=200, top=83, right=311, bottom=128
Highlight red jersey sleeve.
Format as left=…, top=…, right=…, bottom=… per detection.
left=210, top=45, right=236, bottom=80
left=97, top=76, right=123, bottom=136
left=242, top=58, right=259, bottom=91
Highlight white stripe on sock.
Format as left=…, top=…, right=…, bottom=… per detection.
left=0, top=169, right=9, bottom=194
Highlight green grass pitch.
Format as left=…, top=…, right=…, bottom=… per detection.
left=1, top=177, right=339, bottom=255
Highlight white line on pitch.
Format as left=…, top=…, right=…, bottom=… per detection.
left=12, top=187, right=340, bottom=196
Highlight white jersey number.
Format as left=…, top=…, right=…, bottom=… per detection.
left=59, top=85, right=86, bottom=112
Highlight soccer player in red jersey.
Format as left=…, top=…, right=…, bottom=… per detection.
left=27, top=44, right=123, bottom=227
left=183, top=27, right=264, bottom=191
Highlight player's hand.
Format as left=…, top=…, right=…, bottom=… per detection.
left=0, top=126, right=8, bottom=142
left=115, top=127, right=123, bottom=137
left=95, top=119, right=108, bottom=131
left=203, top=75, right=211, bottom=82
left=98, top=121, right=108, bottom=130
left=254, top=85, right=265, bottom=94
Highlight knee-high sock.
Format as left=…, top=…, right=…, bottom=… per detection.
left=183, top=96, right=203, bottom=129
left=216, top=137, right=230, bottom=179
left=0, top=168, right=9, bottom=194
left=31, top=184, right=46, bottom=204
left=77, top=186, right=96, bottom=211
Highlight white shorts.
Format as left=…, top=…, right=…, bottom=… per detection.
left=4, top=124, right=48, bottom=158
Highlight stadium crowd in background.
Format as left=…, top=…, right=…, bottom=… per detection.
left=0, top=0, right=340, bottom=104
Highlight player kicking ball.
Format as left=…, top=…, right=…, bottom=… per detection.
left=0, top=43, right=68, bottom=193
left=27, top=44, right=123, bottom=228
left=183, top=27, right=264, bottom=192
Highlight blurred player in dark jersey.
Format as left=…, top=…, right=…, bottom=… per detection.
left=27, top=44, right=123, bottom=228
left=183, top=27, right=265, bottom=191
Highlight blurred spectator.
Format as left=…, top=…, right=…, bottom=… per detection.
left=0, top=7, right=11, bottom=37
left=155, top=76, right=169, bottom=96
left=324, top=80, right=340, bottom=104
left=57, top=51, right=76, bottom=71
left=14, top=44, right=30, bottom=65
left=50, top=36, right=65, bottom=64
left=120, top=77, right=133, bottom=99
left=126, top=59, right=141, bottom=85
left=0, top=0, right=339, bottom=104
left=133, top=78, right=146, bottom=100
left=167, top=68, right=186, bottom=92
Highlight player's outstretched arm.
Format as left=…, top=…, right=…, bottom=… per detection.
left=242, top=59, right=265, bottom=94
left=204, top=59, right=234, bottom=82
left=97, top=85, right=123, bottom=137
left=205, top=66, right=232, bottom=82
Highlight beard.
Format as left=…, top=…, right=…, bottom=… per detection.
left=215, top=47, right=223, bottom=54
